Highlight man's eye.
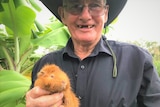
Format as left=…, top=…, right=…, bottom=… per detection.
left=89, top=3, right=101, bottom=8
left=71, top=4, right=83, bottom=9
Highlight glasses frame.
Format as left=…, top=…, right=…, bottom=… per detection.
left=63, top=3, right=108, bottom=16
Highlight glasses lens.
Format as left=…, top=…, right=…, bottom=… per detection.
left=89, top=3, right=106, bottom=16
left=64, top=4, right=83, bottom=15
left=63, top=3, right=107, bottom=16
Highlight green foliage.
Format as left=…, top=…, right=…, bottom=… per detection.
left=32, top=21, right=70, bottom=48
left=0, top=0, right=37, bottom=72
left=0, top=0, right=70, bottom=72
left=154, top=58, right=160, bottom=76
left=0, top=0, right=70, bottom=106
left=0, top=0, right=36, bottom=106
left=0, top=70, right=31, bottom=107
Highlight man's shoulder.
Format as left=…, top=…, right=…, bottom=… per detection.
left=108, top=40, right=137, bottom=48
left=108, top=40, right=151, bottom=56
left=45, top=48, right=64, bottom=57
left=108, top=40, right=143, bottom=50
left=37, top=48, right=64, bottom=64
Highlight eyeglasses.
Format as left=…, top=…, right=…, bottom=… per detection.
left=63, top=3, right=108, bottom=16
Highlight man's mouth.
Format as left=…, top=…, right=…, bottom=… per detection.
left=77, top=25, right=94, bottom=28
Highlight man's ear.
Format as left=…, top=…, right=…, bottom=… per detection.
left=104, top=5, right=109, bottom=22
left=58, top=7, right=66, bottom=25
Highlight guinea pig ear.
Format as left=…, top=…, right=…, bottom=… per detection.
left=37, top=71, right=44, bottom=77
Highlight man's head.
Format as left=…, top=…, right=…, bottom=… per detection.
left=57, top=0, right=109, bottom=44
left=40, top=0, right=127, bottom=45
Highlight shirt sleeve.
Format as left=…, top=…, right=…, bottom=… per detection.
left=137, top=50, right=160, bottom=107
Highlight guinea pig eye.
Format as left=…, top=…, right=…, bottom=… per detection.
left=40, top=71, right=44, bottom=74
left=50, top=74, right=54, bottom=78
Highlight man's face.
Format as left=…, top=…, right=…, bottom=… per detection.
left=59, top=0, right=108, bottom=45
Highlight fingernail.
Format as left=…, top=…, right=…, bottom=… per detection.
left=55, top=92, right=64, bottom=100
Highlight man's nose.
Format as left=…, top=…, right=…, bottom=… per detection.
left=79, top=6, right=92, bottom=19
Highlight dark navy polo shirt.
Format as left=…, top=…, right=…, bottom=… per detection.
left=31, top=36, right=160, bottom=107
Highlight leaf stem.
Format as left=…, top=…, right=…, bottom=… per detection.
left=1, top=46, right=15, bottom=70
left=14, top=37, right=20, bottom=72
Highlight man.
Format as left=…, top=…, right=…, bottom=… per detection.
left=26, top=0, right=160, bottom=107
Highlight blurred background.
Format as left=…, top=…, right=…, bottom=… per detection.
left=107, top=0, right=160, bottom=44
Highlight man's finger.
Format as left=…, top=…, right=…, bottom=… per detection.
left=32, top=92, right=64, bottom=107
left=27, top=86, right=50, bottom=98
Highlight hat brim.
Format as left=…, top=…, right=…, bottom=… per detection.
left=40, top=0, right=127, bottom=27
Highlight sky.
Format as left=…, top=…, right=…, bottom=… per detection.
left=107, top=0, right=160, bottom=44
left=37, top=0, right=160, bottom=44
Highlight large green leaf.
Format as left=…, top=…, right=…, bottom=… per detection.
left=0, top=70, right=31, bottom=107
left=0, top=0, right=36, bottom=36
left=0, top=0, right=36, bottom=55
left=32, top=26, right=70, bottom=48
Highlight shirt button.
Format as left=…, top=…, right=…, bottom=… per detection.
left=80, top=65, right=85, bottom=69
left=78, top=96, right=82, bottom=100
left=75, top=74, right=78, bottom=77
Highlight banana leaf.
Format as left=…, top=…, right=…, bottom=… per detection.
left=0, top=70, right=31, bottom=107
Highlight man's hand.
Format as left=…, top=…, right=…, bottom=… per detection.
left=26, top=86, right=64, bottom=107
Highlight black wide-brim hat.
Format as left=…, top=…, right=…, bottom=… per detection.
left=40, top=0, right=127, bottom=27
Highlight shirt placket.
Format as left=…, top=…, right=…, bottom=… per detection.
left=76, top=61, right=87, bottom=102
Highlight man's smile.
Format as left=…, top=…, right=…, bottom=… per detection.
left=77, top=25, right=95, bottom=28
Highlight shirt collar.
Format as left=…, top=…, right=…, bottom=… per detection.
left=91, top=36, right=112, bottom=56
left=63, top=36, right=112, bottom=58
